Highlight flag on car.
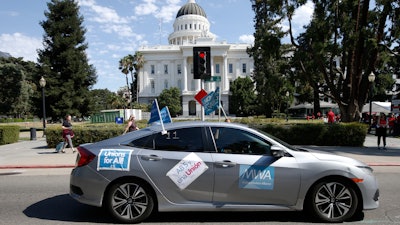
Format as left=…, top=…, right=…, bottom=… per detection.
left=148, top=99, right=172, bottom=134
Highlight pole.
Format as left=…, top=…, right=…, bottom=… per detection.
left=42, top=87, right=46, bottom=137
left=369, top=85, right=373, bottom=126
left=201, top=80, right=205, bottom=121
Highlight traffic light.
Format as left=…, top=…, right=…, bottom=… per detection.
left=193, top=47, right=211, bottom=79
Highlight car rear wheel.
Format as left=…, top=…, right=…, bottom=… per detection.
left=307, top=179, right=358, bottom=223
left=105, top=180, right=154, bottom=223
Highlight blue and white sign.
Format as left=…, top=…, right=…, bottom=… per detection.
left=97, top=149, right=133, bottom=171
left=201, top=87, right=219, bottom=115
left=239, top=165, right=275, bottom=190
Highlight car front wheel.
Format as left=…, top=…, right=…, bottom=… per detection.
left=307, top=179, right=358, bottom=223
left=105, top=180, right=154, bottom=223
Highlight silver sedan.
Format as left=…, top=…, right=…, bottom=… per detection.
left=70, top=121, right=379, bottom=223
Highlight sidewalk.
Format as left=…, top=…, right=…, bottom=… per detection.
left=0, top=135, right=399, bottom=169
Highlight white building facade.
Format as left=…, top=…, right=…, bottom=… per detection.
left=137, top=0, right=254, bottom=116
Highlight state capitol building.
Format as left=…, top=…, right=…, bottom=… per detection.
left=137, top=0, right=254, bottom=116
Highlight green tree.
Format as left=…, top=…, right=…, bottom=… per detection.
left=157, top=87, right=182, bottom=117
left=0, top=57, right=36, bottom=118
left=132, top=51, right=144, bottom=103
left=37, top=0, right=97, bottom=120
left=286, top=0, right=398, bottom=122
left=247, top=0, right=288, bottom=117
left=87, top=89, right=120, bottom=113
left=119, top=55, right=134, bottom=106
left=229, top=77, right=257, bottom=116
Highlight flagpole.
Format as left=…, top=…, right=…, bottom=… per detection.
left=201, top=80, right=205, bottom=121
left=155, top=99, right=167, bottom=134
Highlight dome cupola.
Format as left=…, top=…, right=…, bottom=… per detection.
left=176, top=0, right=207, bottom=18
left=168, top=0, right=215, bottom=45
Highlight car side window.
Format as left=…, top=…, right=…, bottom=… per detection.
left=130, top=127, right=204, bottom=152
left=211, top=127, right=271, bottom=155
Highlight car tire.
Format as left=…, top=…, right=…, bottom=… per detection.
left=306, top=179, right=358, bottom=223
left=105, top=180, right=154, bottom=223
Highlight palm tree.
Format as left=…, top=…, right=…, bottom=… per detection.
left=133, top=51, right=144, bottom=103
left=118, top=55, right=134, bottom=106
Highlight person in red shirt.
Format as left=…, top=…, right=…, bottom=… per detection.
left=327, top=109, right=335, bottom=124
left=376, top=113, right=388, bottom=149
left=388, top=114, right=395, bottom=136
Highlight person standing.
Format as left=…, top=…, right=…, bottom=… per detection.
left=123, top=115, right=139, bottom=135
left=61, top=114, right=76, bottom=153
left=376, top=113, right=388, bottom=149
left=327, top=109, right=335, bottom=124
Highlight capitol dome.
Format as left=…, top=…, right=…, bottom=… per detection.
left=176, top=0, right=206, bottom=18
left=168, top=0, right=215, bottom=45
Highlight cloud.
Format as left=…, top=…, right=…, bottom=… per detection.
left=239, top=34, right=254, bottom=44
left=0, top=33, right=42, bottom=62
left=135, top=0, right=181, bottom=23
left=290, top=1, right=314, bottom=34
left=134, top=0, right=158, bottom=16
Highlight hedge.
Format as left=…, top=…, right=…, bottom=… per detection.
left=0, top=125, right=20, bottom=145
left=251, top=122, right=368, bottom=146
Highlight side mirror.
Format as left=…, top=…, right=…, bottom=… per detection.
left=271, top=145, right=285, bottom=158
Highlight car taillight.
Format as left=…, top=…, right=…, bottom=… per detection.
left=76, top=146, right=96, bottom=167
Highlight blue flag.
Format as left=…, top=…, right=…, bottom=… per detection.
left=202, top=87, right=220, bottom=115
left=148, top=100, right=160, bottom=124
left=148, top=99, right=172, bottom=124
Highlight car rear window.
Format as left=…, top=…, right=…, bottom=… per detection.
left=129, top=127, right=204, bottom=152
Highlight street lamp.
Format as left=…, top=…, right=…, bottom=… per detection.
left=39, top=76, right=46, bottom=137
left=368, top=72, right=375, bottom=132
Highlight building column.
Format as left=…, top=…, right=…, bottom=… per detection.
left=223, top=54, right=228, bottom=91
left=183, top=57, right=188, bottom=91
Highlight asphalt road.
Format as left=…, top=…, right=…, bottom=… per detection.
left=0, top=168, right=399, bottom=225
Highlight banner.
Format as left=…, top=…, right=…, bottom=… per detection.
left=201, top=87, right=219, bottom=115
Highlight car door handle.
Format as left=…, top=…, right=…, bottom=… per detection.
left=141, top=155, right=162, bottom=161
left=215, top=160, right=236, bottom=168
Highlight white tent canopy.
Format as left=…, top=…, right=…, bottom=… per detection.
left=362, top=101, right=391, bottom=114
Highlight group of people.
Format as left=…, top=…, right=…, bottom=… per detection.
left=306, top=109, right=341, bottom=123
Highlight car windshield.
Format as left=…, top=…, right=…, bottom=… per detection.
left=253, top=127, right=306, bottom=152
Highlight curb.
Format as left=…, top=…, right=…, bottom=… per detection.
left=0, top=163, right=399, bottom=170
left=0, top=165, right=75, bottom=169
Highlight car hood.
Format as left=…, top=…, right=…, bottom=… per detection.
left=308, top=151, right=366, bottom=166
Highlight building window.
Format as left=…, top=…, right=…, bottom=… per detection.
left=185, top=24, right=187, bottom=29
left=150, top=80, right=155, bottom=93
left=194, top=24, right=197, bottom=29
left=229, top=63, right=233, bottom=73
left=164, top=64, right=168, bottom=74
left=177, top=64, right=181, bottom=74
left=242, top=63, right=247, bottom=73
left=215, top=64, right=220, bottom=74
left=177, top=79, right=182, bottom=90
left=164, top=80, right=168, bottom=89
left=150, top=65, right=155, bottom=74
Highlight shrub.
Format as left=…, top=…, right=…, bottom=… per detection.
left=0, top=125, right=20, bottom=145
left=255, top=122, right=367, bottom=146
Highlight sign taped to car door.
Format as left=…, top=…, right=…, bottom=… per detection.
left=167, top=153, right=209, bottom=190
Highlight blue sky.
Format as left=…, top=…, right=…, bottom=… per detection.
left=0, top=0, right=313, bottom=92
